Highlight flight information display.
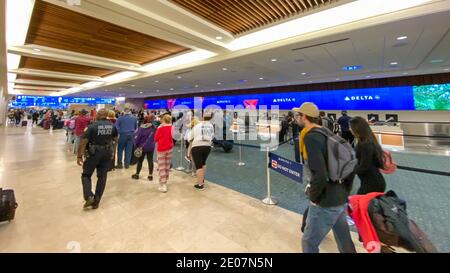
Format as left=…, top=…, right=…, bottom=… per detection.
left=144, top=85, right=440, bottom=111
left=145, top=84, right=450, bottom=111
left=10, top=96, right=115, bottom=108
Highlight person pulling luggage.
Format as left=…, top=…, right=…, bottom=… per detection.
left=77, top=109, right=118, bottom=209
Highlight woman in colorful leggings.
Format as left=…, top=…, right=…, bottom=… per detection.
left=154, top=114, right=174, bottom=193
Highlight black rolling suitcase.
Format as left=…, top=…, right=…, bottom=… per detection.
left=0, top=188, right=18, bottom=223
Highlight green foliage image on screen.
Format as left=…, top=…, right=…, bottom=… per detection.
left=413, top=84, right=450, bottom=110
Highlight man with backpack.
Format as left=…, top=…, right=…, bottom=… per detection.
left=293, top=102, right=356, bottom=253
left=319, top=111, right=334, bottom=132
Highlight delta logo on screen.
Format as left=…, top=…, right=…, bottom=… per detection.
left=243, top=99, right=259, bottom=109
left=344, top=95, right=381, bottom=101
left=167, top=99, right=177, bottom=109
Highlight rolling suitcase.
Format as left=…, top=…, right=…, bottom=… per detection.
left=0, top=188, right=18, bottom=223
left=21, top=120, right=28, bottom=127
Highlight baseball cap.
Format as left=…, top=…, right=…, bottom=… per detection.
left=292, top=102, right=320, bottom=118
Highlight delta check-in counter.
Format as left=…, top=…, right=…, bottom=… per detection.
left=370, top=124, right=405, bottom=151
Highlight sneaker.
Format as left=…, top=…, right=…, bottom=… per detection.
left=83, top=196, right=95, bottom=209
left=92, top=201, right=99, bottom=210
left=131, top=174, right=139, bottom=180
left=147, top=175, right=153, bottom=181
left=158, top=184, right=168, bottom=193
left=116, top=164, right=123, bottom=169
left=194, top=184, right=205, bottom=190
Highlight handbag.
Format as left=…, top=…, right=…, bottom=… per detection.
left=379, top=150, right=397, bottom=174
left=134, top=129, right=153, bottom=158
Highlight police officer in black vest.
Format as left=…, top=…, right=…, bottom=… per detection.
left=77, top=109, right=118, bottom=209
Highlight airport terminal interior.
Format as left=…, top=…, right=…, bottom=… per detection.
left=0, top=0, right=449, bottom=254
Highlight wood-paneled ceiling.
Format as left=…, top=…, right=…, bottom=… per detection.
left=19, top=57, right=116, bottom=78
left=26, top=0, right=189, bottom=64
left=171, top=0, right=337, bottom=35
left=15, top=0, right=190, bottom=92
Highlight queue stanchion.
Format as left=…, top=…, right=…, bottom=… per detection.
left=262, top=146, right=278, bottom=205
left=237, top=129, right=246, bottom=167
left=175, top=136, right=185, bottom=171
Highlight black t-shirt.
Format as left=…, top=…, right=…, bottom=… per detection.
left=82, top=120, right=118, bottom=145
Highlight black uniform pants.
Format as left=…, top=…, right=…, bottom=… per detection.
left=81, top=149, right=112, bottom=203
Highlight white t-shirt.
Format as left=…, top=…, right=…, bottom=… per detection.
left=189, top=121, right=214, bottom=148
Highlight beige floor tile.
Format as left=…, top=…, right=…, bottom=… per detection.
left=0, top=126, right=368, bottom=253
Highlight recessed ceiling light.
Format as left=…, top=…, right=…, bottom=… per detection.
left=365, top=75, right=371, bottom=78
left=222, top=67, right=228, bottom=71
left=271, top=59, right=277, bottom=62
left=396, top=36, right=408, bottom=40
left=195, top=85, right=199, bottom=87
left=216, top=36, right=223, bottom=40
left=217, top=82, right=222, bottom=85
left=390, top=62, right=398, bottom=66
left=336, top=78, right=340, bottom=81
left=309, top=81, right=313, bottom=83
left=301, top=72, right=307, bottom=75
left=402, top=72, right=409, bottom=75
left=139, top=91, right=143, bottom=94
left=259, top=77, right=264, bottom=80
left=156, top=90, right=160, bottom=92
left=170, top=88, right=174, bottom=90
left=33, top=48, right=41, bottom=52
left=177, top=76, right=182, bottom=79
left=430, top=59, right=444, bottom=64
left=444, top=68, right=449, bottom=71
left=131, top=84, right=135, bottom=87
left=155, top=80, right=159, bottom=83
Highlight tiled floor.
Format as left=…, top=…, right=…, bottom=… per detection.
left=0, top=125, right=365, bottom=253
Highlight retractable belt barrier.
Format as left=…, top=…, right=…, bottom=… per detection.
left=396, top=165, right=450, bottom=177
left=374, top=132, right=450, bottom=139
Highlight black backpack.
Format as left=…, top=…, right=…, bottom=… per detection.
left=368, top=191, right=438, bottom=253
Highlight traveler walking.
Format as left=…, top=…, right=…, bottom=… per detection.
left=107, top=110, right=117, bottom=124
left=188, top=112, right=214, bottom=190
left=32, top=111, right=39, bottom=126
left=350, top=117, right=386, bottom=194
left=132, top=115, right=156, bottom=181
left=293, top=102, right=356, bottom=253
left=154, top=114, right=174, bottom=193
left=115, top=108, right=138, bottom=169
left=77, top=109, right=118, bottom=209
left=338, top=111, right=354, bottom=144
left=319, top=111, right=334, bottom=132
left=73, top=109, right=91, bottom=154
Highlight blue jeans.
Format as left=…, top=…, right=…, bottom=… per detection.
left=302, top=202, right=356, bottom=253
left=117, top=134, right=134, bottom=167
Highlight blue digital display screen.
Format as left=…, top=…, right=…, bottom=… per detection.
left=145, top=86, right=417, bottom=111
left=10, top=96, right=115, bottom=108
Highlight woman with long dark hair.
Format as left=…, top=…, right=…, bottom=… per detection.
left=350, top=116, right=386, bottom=194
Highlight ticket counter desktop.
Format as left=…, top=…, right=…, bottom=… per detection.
left=370, top=124, right=405, bottom=150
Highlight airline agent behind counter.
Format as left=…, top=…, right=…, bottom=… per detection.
left=77, top=109, right=118, bottom=210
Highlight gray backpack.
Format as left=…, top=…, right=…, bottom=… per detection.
left=312, top=127, right=357, bottom=183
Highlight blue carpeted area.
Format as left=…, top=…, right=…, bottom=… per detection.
left=172, top=139, right=450, bottom=252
